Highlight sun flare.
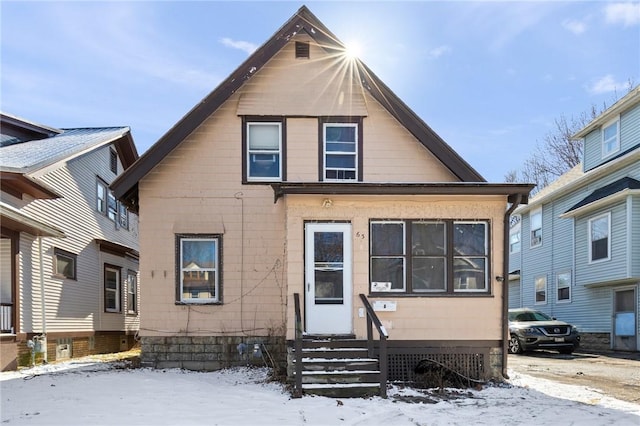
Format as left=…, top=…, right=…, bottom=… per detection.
left=343, top=40, right=363, bottom=60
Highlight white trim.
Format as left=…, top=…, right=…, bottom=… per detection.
left=323, top=122, right=358, bottom=182
left=530, top=207, right=542, bottom=248
left=601, top=115, right=620, bottom=159
left=588, top=212, right=611, bottom=264
left=559, top=188, right=640, bottom=218
left=246, top=122, right=282, bottom=182
left=626, top=195, right=632, bottom=278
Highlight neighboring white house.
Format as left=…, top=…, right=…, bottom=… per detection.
left=509, top=86, right=640, bottom=352
left=0, top=112, right=140, bottom=370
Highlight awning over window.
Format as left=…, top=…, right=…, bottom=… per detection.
left=95, top=239, right=139, bottom=260
left=561, top=177, right=640, bottom=218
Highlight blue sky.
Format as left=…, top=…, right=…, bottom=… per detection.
left=2, top=1, right=639, bottom=182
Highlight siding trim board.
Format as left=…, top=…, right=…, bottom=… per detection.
left=271, top=182, right=533, bottom=203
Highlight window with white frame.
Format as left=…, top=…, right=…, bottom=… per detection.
left=323, top=123, right=358, bottom=181
left=126, top=270, right=137, bottom=313
left=107, top=191, right=117, bottom=222
left=370, top=220, right=489, bottom=294
left=509, top=216, right=521, bottom=253
left=557, top=271, right=571, bottom=303
left=104, top=265, right=121, bottom=312
left=530, top=207, right=542, bottom=247
left=96, top=180, right=107, bottom=214
left=177, top=234, right=221, bottom=303
left=246, top=122, right=282, bottom=181
left=535, top=275, right=547, bottom=304
left=589, top=212, right=611, bottom=262
left=602, top=118, right=620, bottom=158
left=54, top=248, right=77, bottom=280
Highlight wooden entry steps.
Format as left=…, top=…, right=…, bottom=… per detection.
left=292, top=337, right=381, bottom=398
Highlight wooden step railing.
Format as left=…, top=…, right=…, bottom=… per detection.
left=359, top=294, right=388, bottom=398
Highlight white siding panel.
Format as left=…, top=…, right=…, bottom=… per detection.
left=17, top=146, right=139, bottom=334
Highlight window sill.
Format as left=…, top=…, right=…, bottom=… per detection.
left=175, top=301, right=223, bottom=306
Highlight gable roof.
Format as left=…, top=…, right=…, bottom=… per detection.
left=111, top=5, right=485, bottom=209
left=572, top=85, right=640, bottom=139
left=0, top=126, right=137, bottom=173
left=1, top=112, right=139, bottom=199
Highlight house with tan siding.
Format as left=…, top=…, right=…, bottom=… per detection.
left=111, top=6, right=533, bottom=397
left=1, top=113, right=140, bottom=371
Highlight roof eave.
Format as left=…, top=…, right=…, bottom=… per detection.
left=270, top=182, right=533, bottom=203
left=572, top=86, right=640, bottom=139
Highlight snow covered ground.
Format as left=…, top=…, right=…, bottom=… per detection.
left=1, top=356, right=639, bottom=425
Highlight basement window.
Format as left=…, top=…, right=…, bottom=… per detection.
left=295, top=41, right=309, bottom=59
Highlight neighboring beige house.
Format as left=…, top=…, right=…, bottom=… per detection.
left=1, top=113, right=140, bottom=371
left=112, top=6, right=533, bottom=396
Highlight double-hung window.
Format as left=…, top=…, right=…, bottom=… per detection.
left=107, top=191, right=118, bottom=222
left=557, top=271, right=571, bottom=303
left=602, top=118, right=619, bottom=158
left=320, top=117, right=362, bottom=181
left=96, top=180, right=107, bottom=214
left=127, top=270, right=137, bottom=313
left=370, top=220, right=489, bottom=294
left=245, top=120, right=283, bottom=181
left=509, top=216, right=521, bottom=253
left=104, top=265, right=121, bottom=312
left=530, top=207, right=542, bottom=247
left=535, top=275, right=547, bottom=304
left=589, top=213, right=610, bottom=262
left=177, top=234, right=221, bottom=303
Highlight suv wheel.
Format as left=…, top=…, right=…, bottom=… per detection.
left=509, top=335, right=523, bottom=354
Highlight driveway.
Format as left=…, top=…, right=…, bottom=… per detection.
left=508, top=350, right=640, bottom=404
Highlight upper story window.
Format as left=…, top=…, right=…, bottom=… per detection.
left=107, top=191, right=118, bottom=222
left=602, top=117, right=620, bottom=158
left=54, top=248, right=77, bottom=280
left=96, top=180, right=107, bottom=214
left=589, top=212, right=610, bottom=262
left=176, top=234, right=221, bottom=304
left=557, top=271, right=571, bottom=303
left=370, top=219, right=489, bottom=295
left=118, top=203, right=129, bottom=230
left=244, top=118, right=284, bottom=182
left=110, top=149, right=118, bottom=174
left=535, top=275, right=547, bottom=304
left=323, top=123, right=358, bottom=181
left=530, top=207, right=542, bottom=248
left=509, top=216, right=521, bottom=253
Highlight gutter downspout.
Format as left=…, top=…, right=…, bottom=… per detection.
left=38, top=236, right=48, bottom=363
left=502, top=194, right=522, bottom=380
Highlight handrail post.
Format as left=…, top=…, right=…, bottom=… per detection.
left=293, top=293, right=303, bottom=398
left=379, top=336, right=388, bottom=398
left=359, top=294, right=389, bottom=398
left=366, top=314, right=374, bottom=358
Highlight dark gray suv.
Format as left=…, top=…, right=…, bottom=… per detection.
left=508, top=308, right=580, bottom=354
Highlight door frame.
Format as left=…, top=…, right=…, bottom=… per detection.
left=304, top=222, right=352, bottom=335
left=612, top=285, right=638, bottom=351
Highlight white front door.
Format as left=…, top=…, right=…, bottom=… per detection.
left=304, top=222, right=352, bottom=334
